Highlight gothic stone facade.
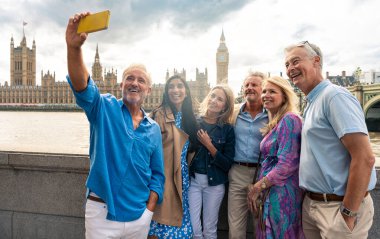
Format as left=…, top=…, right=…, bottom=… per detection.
left=0, top=35, right=210, bottom=111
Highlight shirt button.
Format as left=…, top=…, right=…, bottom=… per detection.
left=210, top=177, right=213, bottom=180
left=208, top=165, right=211, bottom=168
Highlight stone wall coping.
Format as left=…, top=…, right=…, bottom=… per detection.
left=1, top=150, right=379, bottom=186
left=0, top=151, right=89, bottom=173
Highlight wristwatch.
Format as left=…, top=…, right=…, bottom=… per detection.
left=260, top=177, right=267, bottom=190
left=340, top=204, right=358, bottom=217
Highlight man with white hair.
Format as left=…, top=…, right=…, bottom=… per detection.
left=284, top=41, right=376, bottom=238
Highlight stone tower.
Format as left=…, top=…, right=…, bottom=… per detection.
left=104, top=68, right=117, bottom=86
left=166, top=68, right=187, bottom=81
left=10, top=33, right=36, bottom=86
left=216, top=29, right=229, bottom=84
left=41, top=70, right=55, bottom=87
left=92, top=44, right=103, bottom=83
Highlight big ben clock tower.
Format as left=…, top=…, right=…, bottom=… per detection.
left=216, top=30, right=229, bottom=84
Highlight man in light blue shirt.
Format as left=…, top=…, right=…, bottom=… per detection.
left=285, top=41, right=376, bottom=238
left=66, top=12, right=165, bottom=238
left=228, top=72, right=268, bottom=238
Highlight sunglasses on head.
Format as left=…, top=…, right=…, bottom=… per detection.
left=297, top=41, right=319, bottom=57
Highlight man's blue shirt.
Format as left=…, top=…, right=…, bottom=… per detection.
left=234, top=104, right=268, bottom=163
left=67, top=76, right=165, bottom=222
left=300, top=80, right=377, bottom=195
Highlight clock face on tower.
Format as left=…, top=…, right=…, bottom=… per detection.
left=218, top=54, right=225, bottom=62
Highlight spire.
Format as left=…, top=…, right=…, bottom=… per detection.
left=217, top=29, right=228, bottom=51
left=220, top=29, right=225, bottom=43
left=95, top=44, right=100, bottom=60
left=23, top=21, right=27, bottom=37
left=92, top=44, right=103, bottom=82
left=20, top=23, right=27, bottom=46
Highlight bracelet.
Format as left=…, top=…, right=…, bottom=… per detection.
left=260, top=177, right=268, bottom=190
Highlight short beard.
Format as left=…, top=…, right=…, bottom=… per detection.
left=122, top=91, right=146, bottom=106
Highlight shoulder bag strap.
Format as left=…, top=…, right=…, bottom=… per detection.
left=252, top=151, right=262, bottom=184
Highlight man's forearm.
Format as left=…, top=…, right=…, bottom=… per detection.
left=343, top=155, right=374, bottom=211
left=67, top=46, right=89, bottom=91
left=342, top=134, right=375, bottom=211
left=340, top=133, right=375, bottom=229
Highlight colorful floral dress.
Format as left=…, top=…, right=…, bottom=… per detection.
left=257, top=112, right=305, bottom=239
left=149, top=112, right=193, bottom=238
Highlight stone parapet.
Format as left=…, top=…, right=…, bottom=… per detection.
left=0, top=151, right=379, bottom=238
left=0, top=151, right=88, bottom=238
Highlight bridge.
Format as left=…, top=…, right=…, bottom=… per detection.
left=296, top=83, right=380, bottom=131
left=347, top=83, right=380, bottom=131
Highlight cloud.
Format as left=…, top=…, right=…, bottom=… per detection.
left=292, top=25, right=318, bottom=40
left=1, top=0, right=380, bottom=92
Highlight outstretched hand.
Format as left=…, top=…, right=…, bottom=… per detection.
left=66, top=12, right=90, bottom=49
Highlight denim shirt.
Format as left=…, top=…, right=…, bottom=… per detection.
left=190, top=118, right=235, bottom=186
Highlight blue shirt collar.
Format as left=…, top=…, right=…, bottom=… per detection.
left=306, top=79, right=330, bottom=103
left=239, top=102, right=267, bottom=116
left=239, top=102, right=267, bottom=113
left=118, top=99, right=154, bottom=124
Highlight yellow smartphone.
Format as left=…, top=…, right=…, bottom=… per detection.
left=77, top=10, right=111, bottom=34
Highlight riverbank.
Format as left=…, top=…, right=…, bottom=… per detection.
left=0, top=104, right=82, bottom=112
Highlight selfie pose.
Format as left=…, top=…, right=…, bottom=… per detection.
left=66, top=12, right=165, bottom=239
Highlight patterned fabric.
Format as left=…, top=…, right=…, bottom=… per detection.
left=149, top=112, right=193, bottom=238
left=257, top=113, right=305, bottom=239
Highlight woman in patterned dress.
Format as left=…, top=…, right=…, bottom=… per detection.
left=188, top=85, right=236, bottom=239
left=248, top=76, right=305, bottom=238
left=149, top=75, right=198, bottom=238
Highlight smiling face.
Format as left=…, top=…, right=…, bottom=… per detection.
left=167, top=78, right=187, bottom=111
left=261, top=82, right=285, bottom=115
left=207, top=88, right=227, bottom=115
left=120, top=69, right=151, bottom=106
left=243, top=76, right=263, bottom=104
left=285, top=47, right=321, bottom=95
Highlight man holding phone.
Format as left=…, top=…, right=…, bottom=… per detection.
left=66, top=12, right=165, bottom=239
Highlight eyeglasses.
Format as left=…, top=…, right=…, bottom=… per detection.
left=297, top=40, right=319, bottom=57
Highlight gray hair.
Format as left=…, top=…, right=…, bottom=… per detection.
left=122, top=63, right=152, bottom=86
left=284, top=41, right=323, bottom=68
left=244, top=71, right=266, bottom=83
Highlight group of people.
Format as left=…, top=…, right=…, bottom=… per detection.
left=66, top=12, right=376, bottom=239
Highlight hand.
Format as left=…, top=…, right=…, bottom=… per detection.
left=342, top=213, right=356, bottom=231
left=146, top=191, right=158, bottom=212
left=197, top=129, right=212, bottom=147
left=247, top=182, right=261, bottom=214
left=66, top=12, right=90, bottom=49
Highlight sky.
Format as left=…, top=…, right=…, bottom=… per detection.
left=1, top=0, right=380, bottom=94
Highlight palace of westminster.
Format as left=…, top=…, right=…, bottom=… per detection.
left=0, top=30, right=231, bottom=111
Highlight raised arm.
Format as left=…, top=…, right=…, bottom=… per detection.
left=65, top=12, right=90, bottom=91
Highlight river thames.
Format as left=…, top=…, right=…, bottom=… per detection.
left=0, top=111, right=379, bottom=166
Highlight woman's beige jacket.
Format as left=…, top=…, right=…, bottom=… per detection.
left=150, top=107, right=189, bottom=227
